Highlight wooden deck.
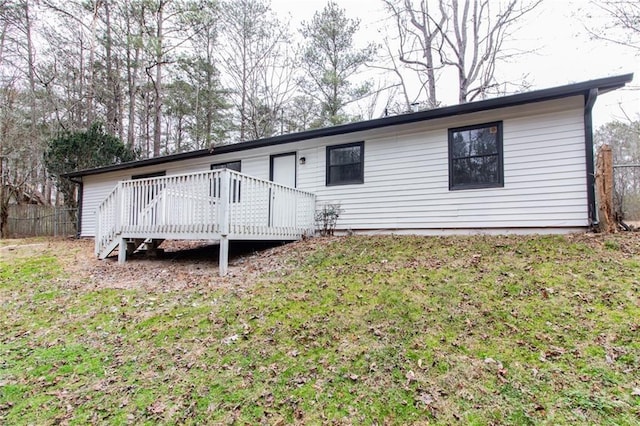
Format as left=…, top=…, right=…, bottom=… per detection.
left=95, top=169, right=316, bottom=275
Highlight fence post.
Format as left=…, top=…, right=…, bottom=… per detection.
left=596, top=144, right=616, bottom=233
left=219, top=169, right=230, bottom=276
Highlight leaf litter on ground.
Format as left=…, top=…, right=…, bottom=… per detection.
left=0, top=233, right=639, bottom=424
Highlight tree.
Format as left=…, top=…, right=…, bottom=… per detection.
left=595, top=120, right=640, bottom=221
left=1, top=0, right=54, bottom=237
left=176, top=0, right=231, bottom=148
left=44, top=123, right=136, bottom=210
left=0, top=84, right=40, bottom=238
left=382, top=0, right=541, bottom=111
left=382, top=0, right=445, bottom=109
left=299, top=1, right=376, bottom=127
left=585, top=1, right=640, bottom=53
left=218, top=0, right=294, bottom=141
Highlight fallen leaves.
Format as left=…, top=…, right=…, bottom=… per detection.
left=415, top=391, right=435, bottom=406
left=147, top=400, right=166, bottom=416
left=539, top=346, right=567, bottom=362
left=2, top=234, right=639, bottom=424
left=221, top=334, right=239, bottom=345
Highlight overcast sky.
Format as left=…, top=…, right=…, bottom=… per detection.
left=271, top=0, right=639, bottom=127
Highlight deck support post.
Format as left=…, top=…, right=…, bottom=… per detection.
left=219, top=236, right=229, bottom=276
left=118, top=238, right=126, bottom=264
left=219, top=169, right=231, bottom=276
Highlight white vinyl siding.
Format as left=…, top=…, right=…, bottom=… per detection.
left=305, top=100, right=586, bottom=230
left=80, top=96, right=588, bottom=236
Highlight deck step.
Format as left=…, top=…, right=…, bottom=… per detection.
left=98, top=237, right=121, bottom=260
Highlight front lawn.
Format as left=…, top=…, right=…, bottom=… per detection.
left=0, top=234, right=638, bottom=424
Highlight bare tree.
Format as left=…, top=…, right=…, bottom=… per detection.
left=147, top=0, right=170, bottom=156
left=439, top=0, right=541, bottom=103
left=383, top=0, right=541, bottom=109
left=173, top=0, right=230, bottom=149
left=120, top=0, right=145, bottom=149
left=383, top=0, right=445, bottom=109
left=0, top=1, right=50, bottom=235
left=595, top=120, right=640, bottom=221
left=585, top=1, right=640, bottom=53
left=218, top=0, right=292, bottom=141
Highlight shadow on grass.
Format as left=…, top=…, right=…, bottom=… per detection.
left=116, top=239, right=290, bottom=265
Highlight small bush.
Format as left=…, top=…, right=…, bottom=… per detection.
left=315, top=203, right=342, bottom=236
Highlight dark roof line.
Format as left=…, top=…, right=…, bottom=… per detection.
left=63, top=73, right=633, bottom=178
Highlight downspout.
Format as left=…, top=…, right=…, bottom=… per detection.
left=584, top=89, right=598, bottom=227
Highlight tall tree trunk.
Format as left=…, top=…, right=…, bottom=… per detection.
left=239, top=48, right=247, bottom=141
left=86, top=0, right=99, bottom=126
left=116, top=54, right=124, bottom=142
left=205, top=43, right=213, bottom=146
left=104, top=0, right=118, bottom=136
left=24, top=1, right=37, bottom=136
left=126, top=10, right=141, bottom=150
left=153, top=2, right=164, bottom=157
left=0, top=137, right=6, bottom=238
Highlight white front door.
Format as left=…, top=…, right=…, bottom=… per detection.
left=270, top=153, right=296, bottom=188
left=269, top=153, right=297, bottom=228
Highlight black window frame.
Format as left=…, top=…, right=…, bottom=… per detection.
left=131, top=170, right=166, bottom=180
left=326, top=141, right=365, bottom=186
left=210, top=161, right=241, bottom=172
left=210, top=161, right=241, bottom=202
left=448, top=121, right=504, bottom=190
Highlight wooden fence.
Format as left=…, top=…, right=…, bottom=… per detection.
left=5, top=205, right=77, bottom=237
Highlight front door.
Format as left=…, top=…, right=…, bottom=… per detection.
left=269, top=153, right=297, bottom=228
left=270, top=153, right=296, bottom=188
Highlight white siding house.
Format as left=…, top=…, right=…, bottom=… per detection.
left=64, top=74, right=633, bottom=272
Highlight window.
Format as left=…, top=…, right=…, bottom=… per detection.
left=132, top=170, right=166, bottom=180
left=211, top=161, right=241, bottom=202
left=326, top=142, right=364, bottom=186
left=448, top=122, right=503, bottom=190
left=211, top=161, right=241, bottom=172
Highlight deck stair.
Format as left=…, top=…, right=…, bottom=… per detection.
left=95, top=169, right=316, bottom=275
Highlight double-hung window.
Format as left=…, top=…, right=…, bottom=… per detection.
left=448, top=122, right=503, bottom=190
left=211, top=161, right=241, bottom=202
left=326, top=142, right=364, bottom=186
left=211, top=161, right=241, bottom=173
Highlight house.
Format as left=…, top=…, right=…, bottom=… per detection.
left=64, top=73, right=633, bottom=275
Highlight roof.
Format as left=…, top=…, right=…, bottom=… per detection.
left=64, top=73, right=633, bottom=179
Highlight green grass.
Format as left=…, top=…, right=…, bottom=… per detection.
left=1, top=234, right=639, bottom=424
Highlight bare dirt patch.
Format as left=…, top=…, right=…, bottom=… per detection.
left=3, top=232, right=636, bottom=293
left=0, top=237, right=332, bottom=292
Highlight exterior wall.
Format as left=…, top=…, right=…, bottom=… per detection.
left=80, top=96, right=588, bottom=237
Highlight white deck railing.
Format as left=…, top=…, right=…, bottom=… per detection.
left=95, top=169, right=317, bottom=261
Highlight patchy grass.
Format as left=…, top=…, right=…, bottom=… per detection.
left=0, top=234, right=639, bottom=424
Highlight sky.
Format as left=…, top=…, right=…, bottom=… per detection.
left=271, top=0, right=639, bottom=128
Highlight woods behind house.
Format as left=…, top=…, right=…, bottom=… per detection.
left=1, top=1, right=638, bottom=237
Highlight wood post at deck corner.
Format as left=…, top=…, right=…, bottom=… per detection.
left=219, top=236, right=229, bottom=276
left=219, top=169, right=231, bottom=276
left=118, top=238, right=127, bottom=264
left=595, top=144, right=616, bottom=233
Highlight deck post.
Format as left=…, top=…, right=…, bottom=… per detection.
left=118, top=238, right=126, bottom=264
left=95, top=205, right=101, bottom=256
left=114, top=182, right=123, bottom=233
left=219, top=169, right=231, bottom=276
left=219, top=236, right=229, bottom=276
